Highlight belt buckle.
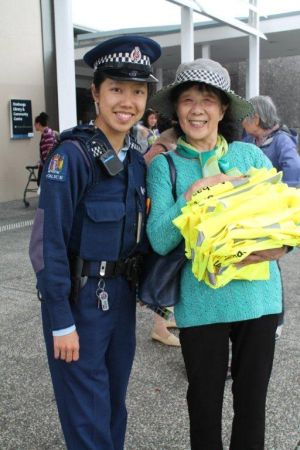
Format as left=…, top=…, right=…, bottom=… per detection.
left=99, top=261, right=107, bottom=277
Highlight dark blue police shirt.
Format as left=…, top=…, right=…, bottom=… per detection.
left=29, top=127, right=148, bottom=332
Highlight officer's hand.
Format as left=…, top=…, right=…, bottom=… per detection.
left=184, top=174, right=244, bottom=201
left=236, top=246, right=288, bottom=268
left=53, top=330, right=80, bottom=363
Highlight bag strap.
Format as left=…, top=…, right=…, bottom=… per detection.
left=161, top=152, right=177, bottom=200
left=156, top=143, right=169, bottom=152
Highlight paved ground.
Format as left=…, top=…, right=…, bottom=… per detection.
left=0, top=197, right=299, bottom=450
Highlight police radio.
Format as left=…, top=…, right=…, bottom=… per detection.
left=88, top=140, right=124, bottom=176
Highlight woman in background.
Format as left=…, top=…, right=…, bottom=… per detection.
left=242, top=95, right=300, bottom=187
left=242, top=95, right=300, bottom=339
left=144, top=114, right=177, bottom=165
left=135, top=108, right=160, bottom=153
left=34, top=112, right=57, bottom=186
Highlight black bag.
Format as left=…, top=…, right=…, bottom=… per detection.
left=138, top=153, right=186, bottom=308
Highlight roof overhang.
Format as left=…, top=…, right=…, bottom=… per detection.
left=166, top=0, right=266, bottom=39
left=74, top=11, right=300, bottom=78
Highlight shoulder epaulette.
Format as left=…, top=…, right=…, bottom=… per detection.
left=56, top=125, right=104, bottom=187
left=130, top=139, right=142, bottom=153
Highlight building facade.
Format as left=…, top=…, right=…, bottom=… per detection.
left=0, top=0, right=47, bottom=202
left=1, top=2, right=299, bottom=202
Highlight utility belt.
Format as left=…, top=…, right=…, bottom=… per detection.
left=69, top=254, right=143, bottom=303
left=81, top=255, right=143, bottom=279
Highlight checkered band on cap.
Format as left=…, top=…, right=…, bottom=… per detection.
left=176, top=69, right=230, bottom=91
left=94, top=52, right=150, bottom=71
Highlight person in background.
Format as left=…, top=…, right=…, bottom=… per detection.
left=145, top=113, right=180, bottom=347
left=147, top=58, right=287, bottom=449
left=29, top=35, right=161, bottom=450
left=144, top=114, right=177, bottom=165
left=242, top=95, right=300, bottom=339
left=135, top=108, right=160, bottom=153
left=34, top=112, right=57, bottom=186
left=242, top=95, right=300, bottom=187
left=142, top=108, right=160, bottom=147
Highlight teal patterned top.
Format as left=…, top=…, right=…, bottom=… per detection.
left=146, top=141, right=282, bottom=328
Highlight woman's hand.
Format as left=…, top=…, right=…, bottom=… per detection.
left=236, top=246, right=288, bottom=268
left=184, top=174, right=244, bottom=201
left=53, top=330, right=80, bottom=363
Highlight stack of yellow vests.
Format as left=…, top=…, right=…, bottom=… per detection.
left=173, top=167, right=300, bottom=289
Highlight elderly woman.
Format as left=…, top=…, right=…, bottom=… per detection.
left=242, top=95, right=300, bottom=187
left=146, top=59, right=287, bottom=449
left=242, top=95, right=300, bottom=339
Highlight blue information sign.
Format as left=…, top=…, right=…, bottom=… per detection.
left=10, top=99, right=33, bottom=139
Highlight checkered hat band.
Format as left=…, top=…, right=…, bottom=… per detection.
left=176, top=69, right=230, bottom=91
left=94, top=52, right=150, bottom=70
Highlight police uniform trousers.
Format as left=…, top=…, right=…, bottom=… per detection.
left=179, top=313, right=278, bottom=450
left=42, top=275, right=136, bottom=450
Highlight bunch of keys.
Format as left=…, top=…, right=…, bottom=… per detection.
left=96, top=279, right=109, bottom=311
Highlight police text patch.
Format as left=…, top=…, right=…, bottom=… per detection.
left=46, top=153, right=68, bottom=182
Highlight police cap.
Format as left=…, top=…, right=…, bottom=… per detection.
left=83, top=34, right=161, bottom=83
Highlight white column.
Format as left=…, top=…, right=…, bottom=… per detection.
left=201, top=44, right=211, bottom=59
left=155, top=67, right=163, bottom=91
left=247, top=0, right=260, bottom=98
left=181, top=6, right=194, bottom=63
left=245, top=66, right=249, bottom=99
left=53, top=0, right=77, bottom=131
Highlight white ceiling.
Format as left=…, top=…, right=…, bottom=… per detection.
left=74, top=12, right=300, bottom=84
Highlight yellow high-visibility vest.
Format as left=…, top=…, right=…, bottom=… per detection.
left=173, top=167, right=300, bottom=289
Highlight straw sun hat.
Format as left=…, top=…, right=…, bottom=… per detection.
left=149, top=58, right=254, bottom=121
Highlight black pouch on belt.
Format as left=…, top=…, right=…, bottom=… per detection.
left=69, top=254, right=86, bottom=304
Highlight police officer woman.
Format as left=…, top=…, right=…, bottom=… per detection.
left=29, top=35, right=161, bottom=450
